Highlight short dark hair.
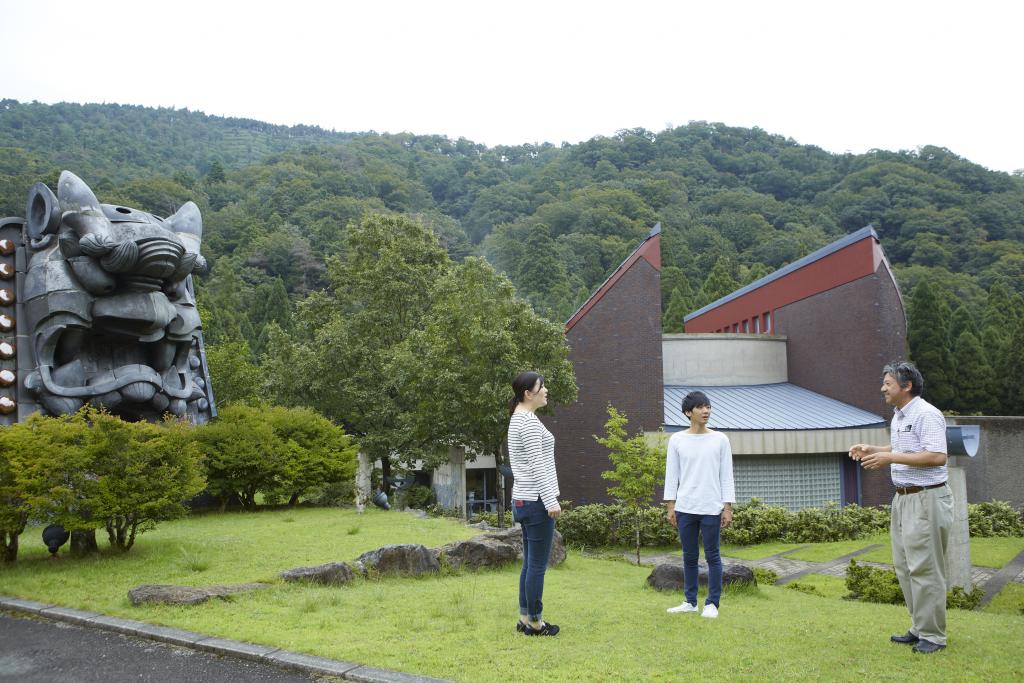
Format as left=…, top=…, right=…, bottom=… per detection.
left=883, top=360, right=924, bottom=397
left=682, top=391, right=711, bottom=417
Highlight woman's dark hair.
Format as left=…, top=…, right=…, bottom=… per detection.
left=883, top=360, right=924, bottom=397
left=681, top=390, right=711, bottom=417
left=509, top=371, right=545, bottom=415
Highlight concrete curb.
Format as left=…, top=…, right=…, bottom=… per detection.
left=0, top=595, right=449, bottom=683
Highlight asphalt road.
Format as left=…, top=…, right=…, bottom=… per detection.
left=0, top=612, right=337, bottom=683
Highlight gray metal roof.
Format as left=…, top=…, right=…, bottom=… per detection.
left=684, top=226, right=879, bottom=322
left=664, top=383, right=886, bottom=431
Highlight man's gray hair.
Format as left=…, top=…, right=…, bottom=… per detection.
left=883, top=360, right=924, bottom=397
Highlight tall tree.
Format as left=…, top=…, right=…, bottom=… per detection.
left=264, top=213, right=450, bottom=491
left=391, top=257, right=576, bottom=525
left=663, top=286, right=692, bottom=333
left=999, top=317, right=1024, bottom=415
left=907, top=282, right=956, bottom=410
left=695, top=257, right=739, bottom=310
left=951, top=331, right=998, bottom=415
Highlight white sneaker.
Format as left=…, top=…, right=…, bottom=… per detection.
left=667, top=602, right=698, bottom=614
left=701, top=604, right=719, bottom=619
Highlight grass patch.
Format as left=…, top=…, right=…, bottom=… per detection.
left=719, top=541, right=806, bottom=560
left=984, top=583, right=1024, bottom=617
left=783, top=573, right=850, bottom=599
left=2, top=508, right=1023, bottom=681
left=784, top=534, right=889, bottom=563
left=859, top=536, right=1024, bottom=569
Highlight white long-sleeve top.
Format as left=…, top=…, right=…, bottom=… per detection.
left=663, top=430, right=735, bottom=515
left=508, top=411, right=560, bottom=510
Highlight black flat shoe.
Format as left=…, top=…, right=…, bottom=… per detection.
left=890, top=631, right=919, bottom=645
left=516, top=621, right=527, bottom=633
left=524, top=622, right=560, bottom=636
left=913, top=639, right=946, bottom=654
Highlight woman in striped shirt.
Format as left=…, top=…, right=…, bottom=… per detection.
left=507, top=371, right=561, bottom=637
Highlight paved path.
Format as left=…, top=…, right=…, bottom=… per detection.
left=0, top=613, right=325, bottom=683
left=977, top=548, right=1024, bottom=608
left=0, top=597, right=448, bottom=683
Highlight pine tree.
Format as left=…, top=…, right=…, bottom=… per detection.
left=982, top=281, right=1013, bottom=331
left=948, top=303, right=978, bottom=345
left=951, top=330, right=997, bottom=415
left=663, top=286, right=693, bottom=333
left=696, top=257, right=739, bottom=310
left=907, top=281, right=956, bottom=410
left=999, top=317, right=1024, bottom=415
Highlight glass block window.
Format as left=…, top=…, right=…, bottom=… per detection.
left=733, top=454, right=842, bottom=511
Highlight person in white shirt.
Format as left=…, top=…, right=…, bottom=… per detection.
left=507, top=371, right=561, bottom=636
left=849, top=361, right=951, bottom=655
left=663, top=391, right=735, bottom=619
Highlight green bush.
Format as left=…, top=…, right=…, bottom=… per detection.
left=722, top=499, right=790, bottom=545
left=844, top=559, right=904, bottom=604
left=753, top=567, right=779, bottom=585
left=556, top=504, right=677, bottom=549
left=404, top=484, right=436, bottom=510
left=193, top=403, right=357, bottom=509
left=470, top=510, right=513, bottom=527
left=845, top=559, right=986, bottom=608
left=721, top=499, right=889, bottom=545
left=968, top=501, right=1024, bottom=537
left=0, top=409, right=205, bottom=555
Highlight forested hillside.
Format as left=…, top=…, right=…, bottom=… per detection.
left=2, top=100, right=1023, bottom=415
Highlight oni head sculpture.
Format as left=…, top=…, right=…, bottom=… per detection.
left=17, top=171, right=214, bottom=421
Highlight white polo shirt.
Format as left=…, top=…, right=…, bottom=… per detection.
left=889, top=396, right=947, bottom=487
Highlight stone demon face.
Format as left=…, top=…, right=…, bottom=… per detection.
left=20, top=171, right=212, bottom=420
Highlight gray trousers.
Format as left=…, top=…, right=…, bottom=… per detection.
left=891, top=484, right=953, bottom=646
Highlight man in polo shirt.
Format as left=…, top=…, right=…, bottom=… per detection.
left=849, top=361, right=953, bottom=654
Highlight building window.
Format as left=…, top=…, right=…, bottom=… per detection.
left=742, top=319, right=749, bottom=333
left=733, top=454, right=842, bottom=511
left=732, top=323, right=739, bottom=332
left=763, top=312, right=771, bottom=334
left=754, top=317, right=760, bottom=334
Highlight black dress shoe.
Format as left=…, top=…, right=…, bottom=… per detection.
left=913, top=639, right=946, bottom=654
left=890, top=631, right=919, bottom=645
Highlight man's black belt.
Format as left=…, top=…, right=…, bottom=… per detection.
left=894, top=482, right=947, bottom=495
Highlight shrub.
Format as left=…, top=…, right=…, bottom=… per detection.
left=403, top=484, right=435, bottom=510
left=470, top=510, right=513, bottom=527
left=845, top=559, right=985, bottom=608
left=968, top=501, right=1024, bottom=537
left=0, top=437, right=27, bottom=563
left=1, top=409, right=205, bottom=554
left=947, top=585, right=984, bottom=610
left=194, top=404, right=357, bottom=509
left=556, top=504, right=677, bottom=549
left=844, top=559, right=903, bottom=604
left=721, top=499, right=789, bottom=545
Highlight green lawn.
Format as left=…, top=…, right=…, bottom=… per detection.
left=720, top=540, right=807, bottom=560
left=2, top=508, right=1023, bottom=682
left=985, top=583, right=1024, bottom=617
left=783, top=534, right=889, bottom=563
left=858, top=536, right=1024, bottom=568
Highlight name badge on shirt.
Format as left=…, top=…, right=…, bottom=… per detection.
left=903, top=424, right=913, bottom=432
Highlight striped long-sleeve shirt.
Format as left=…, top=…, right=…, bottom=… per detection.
left=508, top=411, right=560, bottom=510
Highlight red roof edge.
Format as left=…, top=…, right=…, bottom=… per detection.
left=565, top=223, right=662, bottom=332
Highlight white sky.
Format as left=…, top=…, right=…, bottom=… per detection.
left=2, top=0, right=1022, bottom=173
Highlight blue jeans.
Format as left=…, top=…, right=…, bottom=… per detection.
left=676, top=511, right=723, bottom=608
left=513, top=498, right=554, bottom=621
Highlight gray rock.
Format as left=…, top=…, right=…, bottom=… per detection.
left=478, top=527, right=567, bottom=566
left=127, top=583, right=269, bottom=606
left=280, top=561, right=355, bottom=585
left=439, top=537, right=519, bottom=570
left=357, top=544, right=440, bottom=576
left=646, top=562, right=756, bottom=592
